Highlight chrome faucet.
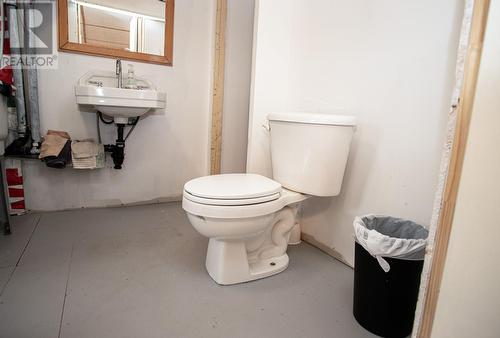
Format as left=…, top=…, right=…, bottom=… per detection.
left=116, top=59, right=122, bottom=88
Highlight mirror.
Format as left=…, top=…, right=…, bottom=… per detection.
left=58, top=0, right=174, bottom=65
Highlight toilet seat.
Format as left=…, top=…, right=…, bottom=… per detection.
left=182, top=188, right=307, bottom=219
left=184, top=191, right=281, bottom=206
left=184, top=173, right=282, bottom=200
left=183, top=174, right=307, bottom=219
left=184, top=173, right=282, bottom=206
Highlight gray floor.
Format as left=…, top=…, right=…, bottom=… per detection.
left=0, top=202, right=377, bottom=338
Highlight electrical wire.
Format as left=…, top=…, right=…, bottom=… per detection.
left=124, top=117, right=139, bottom=141
left=98, top=111, right=114, bottom=124
left=96, top=113, right=101, bottom=143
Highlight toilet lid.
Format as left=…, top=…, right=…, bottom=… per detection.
left=183, top=191, right=281, bottom=206
left=184, top=174, right=282, bottom=200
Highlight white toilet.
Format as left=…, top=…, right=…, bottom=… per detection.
left=182, top=112, right=356, bottom=285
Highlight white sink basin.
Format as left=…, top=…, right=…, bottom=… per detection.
left=75, top=71, right=166, bottom=123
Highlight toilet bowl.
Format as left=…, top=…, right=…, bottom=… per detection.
left=183, top=112, right=356, bottom=285
left=183, top=174, right=308, bottom=284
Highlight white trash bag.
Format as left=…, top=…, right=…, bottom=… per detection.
left=353, top=214, right=428, bottom=272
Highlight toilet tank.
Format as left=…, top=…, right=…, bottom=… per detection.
left=268, top=112, right=356, bottom=197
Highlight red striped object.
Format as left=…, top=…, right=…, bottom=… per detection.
left=6, top=168, right=23, bottom=186
left=8, top=187, right=24, bottom=198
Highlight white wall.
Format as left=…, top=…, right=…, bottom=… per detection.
left=431, top=3, right=500, bottom=337
left=220, top=0, right=255, bottom=173
left=247, top=0, right=293, bottom=175
left=23, top=0, right=216, bottom=211
left=247, top=0, right=463, bottom=265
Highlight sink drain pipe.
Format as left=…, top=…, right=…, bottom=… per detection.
left=109, top=123, right=125, bottom=169
left=97, top=112, right=139, bottom=169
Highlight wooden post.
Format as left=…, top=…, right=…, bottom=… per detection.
left=210, top=0, right=227, bottom=175
left=416, top=1, right=490, bottom=337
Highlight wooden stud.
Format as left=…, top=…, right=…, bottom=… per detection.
left=416, top=1, right=490, bottom=337
left=210, top=0, right=227, bottom=175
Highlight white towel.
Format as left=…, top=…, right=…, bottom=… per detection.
left=71, top=141, right=105, bottom=169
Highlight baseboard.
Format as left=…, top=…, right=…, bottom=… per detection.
left=26, top=195, right=183, bottom=214
left=301, top=232, right=353, bottom=269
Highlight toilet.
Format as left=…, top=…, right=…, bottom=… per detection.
left=182, top=112, right=356, bottom=285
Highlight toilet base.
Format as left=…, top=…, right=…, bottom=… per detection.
left=205, top=238, right=289, bottom=285
left=249, top=253, right=289, bottom=281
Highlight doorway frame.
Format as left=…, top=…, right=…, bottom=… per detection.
left=414, top=0, right=490, bottom=337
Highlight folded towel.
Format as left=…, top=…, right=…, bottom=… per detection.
left=47, top=130, right=71, bottom=139
left=44, top=140, right=71, bottom=169
left=71, top=141, right=105, bottom=169
left=39, top=134, right=68, bottom=159
left=72, top=141, right=98, bottom=159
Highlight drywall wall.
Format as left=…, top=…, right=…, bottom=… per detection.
left=247, top=0, right=464, bottom=265
left=220, top=0, right=255, bottom=173
left=247, top=0, right=293, bottom=175
left=431, top=3, right=500, bottom=337
left=22, top=0, right=216, bottom=210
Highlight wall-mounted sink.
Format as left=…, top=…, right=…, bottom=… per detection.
left=75, top=71, right=166, bottom=124
left=75, top=68, right=166, bottom=169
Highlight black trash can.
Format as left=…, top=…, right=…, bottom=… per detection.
left=352, top=215, right=428, bottom=338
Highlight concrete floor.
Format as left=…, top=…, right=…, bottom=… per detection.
left=0, top=202, right=377, bottom=338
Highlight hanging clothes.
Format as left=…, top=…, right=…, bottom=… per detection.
left=0, top=2, right=12, bottom=86
left=0, top=1, right=13, bottom=155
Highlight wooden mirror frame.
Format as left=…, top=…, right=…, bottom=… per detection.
left=57, top=0, right=174, bottom=66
